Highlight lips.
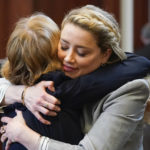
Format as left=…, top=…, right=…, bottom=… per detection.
left=63, top=64, right=77, bottom=72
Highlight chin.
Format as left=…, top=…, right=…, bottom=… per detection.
left=64, top=72, right=79, bottom=79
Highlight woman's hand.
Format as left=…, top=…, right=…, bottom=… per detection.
left=1, top=110, right=27, bottom=150
left=1, top=110, right=41, bottom=150
left=24, top=81, right=61, bottom=125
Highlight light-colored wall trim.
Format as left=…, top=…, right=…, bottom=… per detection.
left=120, top=0, right=134, bottom=52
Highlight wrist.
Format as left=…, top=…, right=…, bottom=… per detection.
left=17, top=125, right=41, bottom=150
left=21, top=86, right=29, bottom=105
left=5, top=85, right=25, bottom=104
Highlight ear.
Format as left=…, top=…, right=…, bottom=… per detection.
left=103, top=48, right=112, bottom=63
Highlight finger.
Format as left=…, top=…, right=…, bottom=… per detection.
left=38, top=105, right=57, bottom=116
left=44, top=93, right=61, bottom=105
left=41, top=101, right=61, bottom=112
left=15, top=110, right=23, bottom=117
left=5, top=139, right=12, bottom=150
left=40, top=81, right=54, bottom=88
left=1, top=117, right=12, bottom=124
left=47, top=110, right=58, bottom=117
left=39, top=81, right=60, bottom=105
left=48, top=82, right=55, bottom=92
left=1, top=133, right=7, bottom=143
left=0, top=126, right=5, bottom=134
left=34, top=111, right=51, bottom=125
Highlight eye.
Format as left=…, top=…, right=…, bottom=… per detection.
left=59, top=41, right=69, bottom=51
left=77, top=51, right=86, bottom=57
left=61, top=46, right=68, bottom=51
left=77, top=49, right=88, bottom=57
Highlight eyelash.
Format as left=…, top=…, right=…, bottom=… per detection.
left=60, top=45, right=87, bottom=57
left=77, top=52, right=86, bottom=57
left=61, top=46, right=68, bottom=51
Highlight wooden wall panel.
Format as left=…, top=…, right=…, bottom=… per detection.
left=0, top=0, right=34, bottom=58
left=0, top=1, right=8, bottom=58
left=101, top=0, right=120, bottom=22
left=33, top=0, right=102, bottom=26
left=134, top=0, right=148, bottom=50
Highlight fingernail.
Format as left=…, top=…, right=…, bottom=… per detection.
left=57, top=100, right=61, bottom=105
left=57, top=107, right=61, bottom=111
left=53, top=112, right=57, bottom=116
left=46, top=122, right=51, bottom=125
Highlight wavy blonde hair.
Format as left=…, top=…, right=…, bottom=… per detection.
left=62, top=5, right=127, bottom=63
left=1, top=13, right=61, bottom=86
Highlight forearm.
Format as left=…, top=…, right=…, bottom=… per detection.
left=39, top=136, right=85, bottom=150
left=15, top=125, right=41, bottom=150
left=0, top=78, right=26, bottom=106
left=3, top=85, right=25, bottom=105
left=0, top=84, right=9, bottom=105
left=0, top=78, right=12, bottom=106
left=14, top=123, right=85, bottom=150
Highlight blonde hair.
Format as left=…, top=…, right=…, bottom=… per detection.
left=62, top=5, right=127, bottom=63
left=1, top=13, right=61, bottom=86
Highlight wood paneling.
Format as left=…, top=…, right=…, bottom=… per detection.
left=0, top=0, right=34, bottom=58
left=134, top=0, right=148, bottom=50
left=33, top=0, right=102, bottom=26
left=101, top=0, right=120, bottom=22
left=0, top=1, right=8, bottom=58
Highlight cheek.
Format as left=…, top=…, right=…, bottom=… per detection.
left=57, top=49, right=64, bottom=62
left=78, top=57, right=100, bottom=70
left=78, top=60, right=90, bottom=68
left=79, top=56, right=101, bottom=73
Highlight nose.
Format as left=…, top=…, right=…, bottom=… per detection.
left=64, top=48, right=75, bottom=63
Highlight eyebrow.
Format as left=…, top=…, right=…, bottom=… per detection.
left=60, top=39, right=91, bottom=50
left=60, top=39, right=69, bottom=44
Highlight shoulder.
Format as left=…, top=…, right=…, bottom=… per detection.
left=110, top=79, right=149, bottom=98
left=125, top=52, right=150, bottom=63
left=101, top=79, right=150, bottom=115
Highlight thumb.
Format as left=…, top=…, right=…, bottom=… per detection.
left=15, top=110, right=26, bottom=123
left=48, top=81, right=55, bottom=92
left=41, top=81, right=55, bottom=92
left=15, top=110, right=23, bottom=117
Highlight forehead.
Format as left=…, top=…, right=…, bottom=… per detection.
left=60, top=23, right=97, bottom=46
